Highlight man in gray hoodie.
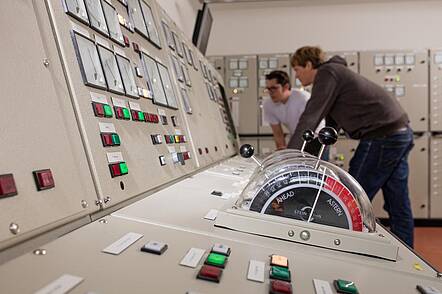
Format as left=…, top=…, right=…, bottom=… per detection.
left=288, top=46, right=414, bottom=247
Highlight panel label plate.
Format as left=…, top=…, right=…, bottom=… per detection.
left=34, top=274, right=84, bottom=294
left=247, top=260, right=265, bottom=283
left=106, top=152, right=124, bottom=164
left=102, top=232, right=143, bottom=255
left=180, top=248, right=205, bottom=268
left=99, top=122, right=116, bottom=133
left=111, top=97, right=127, bottom=108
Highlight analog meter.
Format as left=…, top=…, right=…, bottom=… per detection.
left=157, top=63, right=178, bottom=109
left=101, top=0, right=124, bottom=45
left=141, top=53, right=168, bottom=106
left=127, top=0, right=148, bottom=38
left=84, top=0, right=109, bottom=36
left=97, top=45, right=124, bottom=94
left=140, top=1, right=161, bottom=47
left=63, top=0, right=89, bottom=24
left=116, top=54, right=139, bottom=98
left=72, top=31, right=107, bottom=89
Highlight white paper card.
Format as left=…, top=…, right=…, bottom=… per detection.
left=180, top=248, right=205, bottom=268
left=111, top=97, right=127, bottom=108
left=34, top=274, right=83, bottom=294
left=313, top=279, right=333, bottom=294
left=158, top=108, right=166, bottom=116
left=102, top=232, right=143, bottom=255
left=204, top=209, right=218, bottom=220
left=99, top=122, right=116, bottom=133
left=106, top=152, right=124, bottom=164
left=128, top=101, right=141, bottom=111
left=247, top=260, right=265, bottom=283
left=90, top=92, right=108, bottom=104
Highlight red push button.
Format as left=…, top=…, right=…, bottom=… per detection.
left=123, top=35, right=130, bottom=47
left=197, top=265, right=222, bottom=283
left=270, top=280, right=292, bottom=294
left=109, top=163, right=122, bottom=178
left=101, top=133, right=113, bottom=147
left=0, top=174, right=18, bottom=198
left=33, top=169, right=55, bottom=191
left=115, top=107, right=124, bottom=119
left=92, top=102, right=105, bottom=117
left=131, top=110, right=139, bottom=121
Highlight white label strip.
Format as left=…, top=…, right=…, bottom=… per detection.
left=106, top=152, right=124, bottom=164
left=203, top=209, right=218, bottom=220
left=102, top=232, right=143, bottom=255
left=180, top=248, right=205, bottom=268
left=247, top=260, right=265, bottom=283
left=90, top=92, right=108, bottom=104
left=34, top=274, right=83, bottom=294
left=70, top=21, right=90, bottom=38
left=167, top=146, right=176, bottom=154
left=313, top=279, right=333, bottom=294
left=113, top=45, right=126, bottom=58
left=180, top=146, right=187, bottom=152
left=111, top=97, right=127, bottom=108
left=128, top=101, right=141, bottom=111
left=157, top=108, right=166, bottom=116
left=99, top=122, right=116, bottom=133
left=175, top=129, right=182, bottom=135
left=94, top=34, right=110, bottom=49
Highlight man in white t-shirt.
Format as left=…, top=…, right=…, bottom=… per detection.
left=263, top=70, right=326, bottom=156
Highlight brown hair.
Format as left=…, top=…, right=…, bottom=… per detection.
left=291, top=46, right=325, bottom=69
left=265, top=70, right=291, bottom=89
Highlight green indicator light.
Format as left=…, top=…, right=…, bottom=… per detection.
left=335, top=279, right=359, bottom=294
left=270, top=266, right=291, bottom=281
left=122, top=108, right=130, bottom=119
left=206, top=253, right=226, bottom=267
left=111, top=134, right=120, bottom=145
left=103, top=105, right=113, bottom=117
left=138, top=111, right=145, bottom=121
left=119, top=162, right=128, bottom=174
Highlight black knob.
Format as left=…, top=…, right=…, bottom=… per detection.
left=302, top=130, right=315, bottom=142
left=318, top=127, right=338, bottom=146
left=240, top=144, right=255, bottom=158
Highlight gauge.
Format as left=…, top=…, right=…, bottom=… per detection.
left=395, top=54, right=404, bottom=65
left=182, top=64, right=191, bottom=87
left=249, top=169, right=363, bottom=231
left=63, top=0, right=89, bottom=24
left=373, top=55, right=383, bottom=66
left=101, top=0, right=124, bottom=45
left=157, top=63, right=178, bottom=109
left=141, top=53, right=168, bottom=106
left=384, top=55, right=394, bottom=66
left=190, top=50, right=198, bottom=71
left=239, top=77, right=248, bottom=88
left=72, top=32, right=107, bottom=89
left=116, top=54, right=139, bottom=98
left=259, top=58, right=268, bottom=69
left=206, top=83, right=214, bottom=100
left=269, top=58, right=278, bottom=69
left=229, top=59, right=238, bottom=70
left=162, top=21, right=175, bottom=50
left=84, top=0, right=109, bottom=36
left=405, top=54, right=415, bottom=65
left=172, top=32, right=184, bottom=58
left=171, top=55, right=184, bottom=82
left=200, top=60, right=207, bottom=78
left=239, top=59, right=248, bottom=69
left=139, top=1, right=161, bottom=48
left=207, top=69, right=213, bottom=82
left=180, top=87, right=192, bottom=114
left=183, top=43, right=192, bottom=65
left=127, top=0, right=148, bottom=38
left=97, top=45, right=124, bottom=94
left=435, top=53, right=442, bottom=64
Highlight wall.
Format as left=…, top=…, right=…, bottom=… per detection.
left=206, top=0, right=442, bottom=55
left=156, top=0, right=202, bottom=40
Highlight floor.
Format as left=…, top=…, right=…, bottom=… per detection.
left=414, top=227, right=442, bottom=272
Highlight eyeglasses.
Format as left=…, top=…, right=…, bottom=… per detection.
left=264, top=85, right=281, bottom=93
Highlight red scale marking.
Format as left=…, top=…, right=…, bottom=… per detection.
left=324, top=176, right=363, bottom=232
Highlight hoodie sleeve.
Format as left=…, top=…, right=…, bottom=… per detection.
left=287, top=69, right=339, bottom=149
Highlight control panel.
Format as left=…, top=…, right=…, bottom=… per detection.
left=431, top=135, right=442, bottom=218
left=225, top=55, right=258, bottom=135
left=326, top=51, right=359, bottom=73
left=257, top=54, right=291, bottom=135
left=430, top=49, right=442, bottom=131
left=360, top=50, right=429, bottom=132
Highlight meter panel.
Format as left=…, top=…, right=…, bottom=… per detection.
left=430, top=49, right=442, bottom=131
left=140, top=0, right=161, bottom=48
left=127, top=0, right=148, bottom=38
left=141, top=52, right=168, bottom=107
left=326, top=51, right=359, bottom=73
left=360, top=50, right=428, bottom=132
left=157, top=62, right=178, bottom=109
left=63, top=0, right=89, bottom=24
left=101, top=0, right=124, bottom=46
left=116, top=54, right=139, bottom=98
left=97, top=45, right=125, bottom=94
left=430, top=136, right=442, bottom=218
left=84, top=0, right=109, bottom=36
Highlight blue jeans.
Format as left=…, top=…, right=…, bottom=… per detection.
left=348, top=127, right=414, bottom=247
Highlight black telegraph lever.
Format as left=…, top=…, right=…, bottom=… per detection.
left=240, top=144, right=262, bottom=167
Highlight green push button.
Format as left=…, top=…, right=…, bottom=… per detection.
left=119, top=162, right=128, bottom=175
left=103, top=104, right=113, bottom=117
left=138, top=111, right=145, bottom=121
left=122, top=108, right=130, bottom=119
left=334, top=279, right=359, bottom=294
left=111, top=134, right=120, bottom=145
left=270, top=266, right=291, bottom=282
left=205, top=253, right=227, bottom=268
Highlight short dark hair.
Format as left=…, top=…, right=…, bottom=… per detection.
left=265, top=70, right=291, bottom=89
left=291, top=46, right=325, bottom=69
